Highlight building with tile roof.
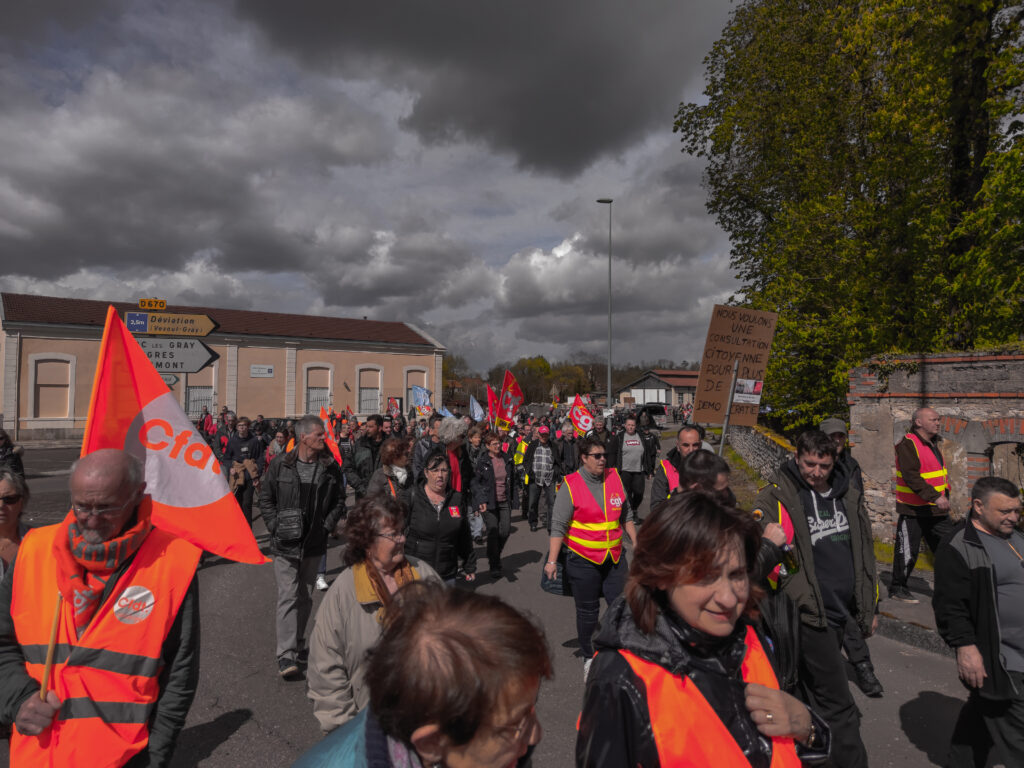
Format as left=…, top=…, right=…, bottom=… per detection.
left=0, top=293, right=445, bottom=439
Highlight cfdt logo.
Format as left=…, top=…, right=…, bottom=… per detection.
left=113, top=585, right=156, bottom=625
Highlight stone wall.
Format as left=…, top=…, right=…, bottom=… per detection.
left=727, top=425, right=794, bottom=485
left=848, top=351, right=1024, bottom=541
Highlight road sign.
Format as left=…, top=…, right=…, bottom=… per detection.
left=124, top=311, right=217, bottom=337
left=160, top=374, right=180, bottom=387
left=138, top=298, right=167, bottom=311
left=137, top=338, right=219, bottom=374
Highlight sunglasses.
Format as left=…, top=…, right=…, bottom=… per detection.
left=0, top=494, right=22, bottom=505
left=586, top=453, right=607, bottom=460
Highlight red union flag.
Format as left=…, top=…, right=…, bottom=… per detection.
left=81, top=306, right=267, bottom=564
left=319, top=407, right=345, bottom=467
left=487, top=384, right=499, bottom=423
left=387, top=397, right=400, bottom=417
left=569, top=395, right=594, bottom=435
left=495, top=370, right=524, bottom=430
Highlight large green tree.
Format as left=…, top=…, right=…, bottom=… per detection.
left=676, top=0, right=1024, bottom=428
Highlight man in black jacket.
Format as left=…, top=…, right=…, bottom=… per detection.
left=411, top=413, right=443, bottom=483
left=934, top=476, right=1024, bottom=767
left=608, top=415, right=657, bottom=522
left=260, top=415, right=345, bottom=678
left=650, top=424, right=703, bottom=505
left=349, top=414, right=384, bottom=500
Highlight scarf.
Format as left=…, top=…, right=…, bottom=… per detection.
left=53, top=507, right=153, bottom=637
left=390, top=465, right=408, bottom=485
left=353, top=560, right=419, bottom=622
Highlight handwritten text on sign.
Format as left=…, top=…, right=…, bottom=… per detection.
left=692, top=305, right=778, bottom=428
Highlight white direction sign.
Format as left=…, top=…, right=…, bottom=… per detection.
left=137, top=337, right=219, bottom=374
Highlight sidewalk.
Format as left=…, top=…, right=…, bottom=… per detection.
left=874, top=562, right=951, bottom=657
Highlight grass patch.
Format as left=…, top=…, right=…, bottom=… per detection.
left=724, top=445, right=762, bottom=511
left=874, top=539, right=934, bottom=571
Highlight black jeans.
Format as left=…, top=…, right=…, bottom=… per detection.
left=620, top=470, right=646, bottom=521
left=798, top=622, right=869, bottom=768
left=564, top=550, right=627, bottom=658
left=948, top=671, right=1024, bottom=768
left=527, top=483, right=555, bottom=530
left=841, top=615, right=871, bottom=666
left=891, top=514, right=954, bottom=590
left=483, top=498, right=512, bottom=571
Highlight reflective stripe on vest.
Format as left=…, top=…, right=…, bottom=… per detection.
left=9, top=524, right=201, bottom=767
left=660, top=458, right=679, bottom=501
left=563, top=469, right=626, bottom=565
left=620, top=626, right=801, bottom=768
left=895, top=432, right=949, bottom=506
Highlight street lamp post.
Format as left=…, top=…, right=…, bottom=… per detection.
left=597, top=198, right=613, bottom=414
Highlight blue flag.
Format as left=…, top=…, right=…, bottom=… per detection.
left=411, top=385, right=433, bottom=416
left=438, top=406, right=455, bottom=418
left=469, top=395, right=485, bottom=422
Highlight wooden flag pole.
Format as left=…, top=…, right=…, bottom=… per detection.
left=40, top=592, right=63, bottom=701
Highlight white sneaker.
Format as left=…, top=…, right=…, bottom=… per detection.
left=583, top=658, right=593, bottom=683
left=315, top=575, right=329, bottom=591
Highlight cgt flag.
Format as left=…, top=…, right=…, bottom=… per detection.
left=412, top=385, right=433, bottom=416
left=387, top=397, right=401, bottom=417
left=319, top=407, right=345, bottom=467
left=495, top=370, right=524, bottom=430
left=486, top=385, right=499, bottom=423
left=569, top=395, right=594, bottom=436
left=81, top=306, right=267, bottom=564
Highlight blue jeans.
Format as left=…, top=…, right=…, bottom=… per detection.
left=564, top=550, right=627, bottom=658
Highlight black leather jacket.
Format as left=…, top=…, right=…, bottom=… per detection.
left=259, top=450, right=345, bottom=558
left=578, top=595, right=830, bottom=767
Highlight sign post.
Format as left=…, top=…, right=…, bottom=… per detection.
left=136, top=338, right=219, bottom=374
left=124, top=312, right=218, bottom=337
left=693, top=305, right=779, bottom=448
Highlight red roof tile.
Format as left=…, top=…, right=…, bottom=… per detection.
left=1, top=293, right=437, bottom=347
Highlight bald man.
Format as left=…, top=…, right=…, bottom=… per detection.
left=891, top=406, right=954, bottom=602
left=0, top=449, right=200, bottom=767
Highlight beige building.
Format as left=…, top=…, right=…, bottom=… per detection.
left=0, top=293, right=445, bottom=440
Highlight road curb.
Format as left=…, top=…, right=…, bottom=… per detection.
left=876, top=613, right=952, bottom=658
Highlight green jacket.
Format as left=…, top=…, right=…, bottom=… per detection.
left=752, top=458, right=877, bottom=634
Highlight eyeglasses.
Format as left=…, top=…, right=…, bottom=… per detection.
left=377, top=530, right=407, bottom=542
left=71, top=498, right=134, bottom=519
left=0, top=494, right=22, bottom=505
left=493, top=705, right=537, bottom=743
left=586, top=453, right=607, bottom=460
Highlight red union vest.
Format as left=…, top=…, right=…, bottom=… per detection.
left=563, top=469, right=626, bottom=564
left=9, top=524, right=201, bottom=767
left=660, top=458, right=680, bottom=500
left=620, top=625, right=802, bottom=767
left=895, top=431, right=949, bottom=506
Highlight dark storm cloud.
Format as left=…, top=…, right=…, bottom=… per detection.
left=0, top=0, right=126, bottom=49
left=233, top=1, right=731, bottom=176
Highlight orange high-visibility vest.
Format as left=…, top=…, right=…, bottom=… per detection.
left=9, top=524, right=201, bottom=767
left=620, top=625, right=802, bottom=768
left=895, top=432, right=949, bottom=506
left=563, top=469, right=626, bottom=565
left=660, top=458, right=679, bottom=499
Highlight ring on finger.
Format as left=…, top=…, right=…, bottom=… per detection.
left=765, top=711, right=774, bottom=723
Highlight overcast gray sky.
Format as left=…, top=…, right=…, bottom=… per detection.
left=0, top=1, right=736, bottom=373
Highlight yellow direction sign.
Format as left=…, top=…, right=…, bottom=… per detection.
left=138, top=298, right=167, bottom=310
left=124, top=311, right=218, bottom=337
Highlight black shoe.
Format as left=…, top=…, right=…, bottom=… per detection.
left=489, top=567, right=502, bottom=580
left=529, top=524, right=538, bottom=532
left=278, top=657, right=299, bottom=678
left=888, top=586, right=919, bottom=603
left=853, top=661, right=884, bottom=697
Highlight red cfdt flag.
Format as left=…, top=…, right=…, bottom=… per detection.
left=319, top=407, right=345, bottom=466
left=81, top=306, right=268, bottom=564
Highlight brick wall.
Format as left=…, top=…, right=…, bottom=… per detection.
left=727, top=425, right=794, bottom=485
left=848, top=351, right=1024, bottom=541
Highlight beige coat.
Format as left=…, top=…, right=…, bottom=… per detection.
left=306, top=557, right=439, bottom=733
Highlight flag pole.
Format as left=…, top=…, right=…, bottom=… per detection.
left=40, top=592, right=63, bottom=701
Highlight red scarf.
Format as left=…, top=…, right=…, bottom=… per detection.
left=448, top=449, right=462, bottom=492
left=52, top=507, right=153, bottom=638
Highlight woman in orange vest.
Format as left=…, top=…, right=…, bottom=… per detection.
left=544, top=434, right=638, bottom=681
left=577, top=491, right=831, bottom=767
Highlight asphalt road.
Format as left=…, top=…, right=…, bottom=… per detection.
left=3, top=442, right=995, bottom=767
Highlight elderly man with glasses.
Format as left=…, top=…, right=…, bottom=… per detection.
left=544, top=434, right=637, bottom=681
left=0, top=449, right=200, bottom=767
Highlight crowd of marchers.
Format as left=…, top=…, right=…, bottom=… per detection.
left=0, top=403, right=1021, bottom=768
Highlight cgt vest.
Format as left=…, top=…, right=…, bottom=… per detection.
left=9, top=525, right=201, bottom=767
left=563, top=469, right=626, bottom=565
left=895, top=432, right=949, bottom=507
left=620, top=625, right=802, bottom=768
